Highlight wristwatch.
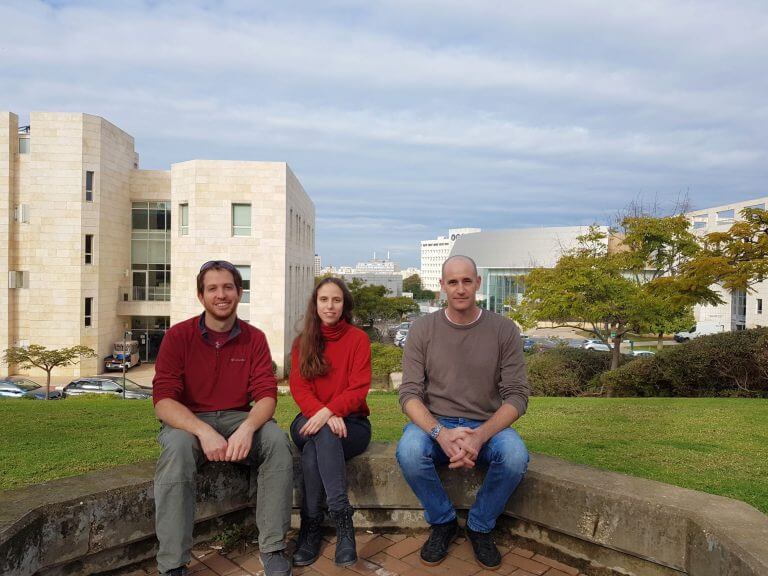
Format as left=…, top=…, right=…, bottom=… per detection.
left=429, top=423, right=443, bottom=440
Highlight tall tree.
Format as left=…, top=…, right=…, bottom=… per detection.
left=3, top=344, right=97, bottom=399
left=402, top=273, right=436, bottom=300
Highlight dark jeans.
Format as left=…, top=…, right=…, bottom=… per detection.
left=290, top=413, right=371, bottom=516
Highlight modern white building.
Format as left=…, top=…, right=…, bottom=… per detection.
left=686, top=196, right=767, bottom=330
left=450, top=227, right=607, bottom=313
left=314, top=254, right=322, bottom=276
left=1, top=111, right=315, bottom=378
left=355, top=253, right=400, bottom=274
left=399, top=267, right=421, bottom=280
left=420, top=228, right=481, bottom=291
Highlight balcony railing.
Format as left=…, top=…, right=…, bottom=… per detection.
left=118, top=286, right=170, bottom=302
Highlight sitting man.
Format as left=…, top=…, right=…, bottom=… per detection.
left=396, top=255, right=529, bottom=569
left=152, top=260, right=293, bottom=576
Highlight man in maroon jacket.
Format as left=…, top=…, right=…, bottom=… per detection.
left=152, top=261, right=293, bottom=576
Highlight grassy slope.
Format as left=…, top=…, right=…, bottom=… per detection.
left=1, top=395, right=766, bottom=513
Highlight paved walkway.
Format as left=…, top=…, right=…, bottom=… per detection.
left=120, top=530, right=584, bottom=576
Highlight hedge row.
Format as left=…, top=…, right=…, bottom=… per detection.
left=597, top=328, right=768, bottom=397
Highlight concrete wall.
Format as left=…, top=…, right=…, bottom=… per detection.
left=0, top=112, right=17, bottom=375
left=1, top=444, right=766, bottom=576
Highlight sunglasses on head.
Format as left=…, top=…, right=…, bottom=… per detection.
left=199, top=260, right=238, bottom=273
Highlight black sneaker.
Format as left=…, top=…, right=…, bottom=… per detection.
left=420, top=518, right=458, bottom=566
left=466, top=527, right=502, bottom=569
left=163, top=568, right=187, bottom=576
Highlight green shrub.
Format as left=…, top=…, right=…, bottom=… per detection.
left=370, top=343, right=403, bottom=376
left=526, top=347, right=620, bottom=396
left=598, top=328, right=768, bottom=397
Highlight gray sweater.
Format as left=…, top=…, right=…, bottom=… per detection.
left=399, top=309, right=529, bottom=421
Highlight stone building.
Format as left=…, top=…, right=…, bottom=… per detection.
left=1, top=111, right=314, bottom=378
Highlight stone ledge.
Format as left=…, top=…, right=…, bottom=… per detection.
left=1, top=443, right=766, bottom=576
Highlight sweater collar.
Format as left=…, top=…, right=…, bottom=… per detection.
left=321, top=319, right=350, bottom=341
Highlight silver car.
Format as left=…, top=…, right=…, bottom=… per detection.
left=63, top=377, right=152, bottom=399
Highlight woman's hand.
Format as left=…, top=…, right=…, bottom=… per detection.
left=299, top=407, right=334, bottom=436
left=327, top=415, right=348, bottom=438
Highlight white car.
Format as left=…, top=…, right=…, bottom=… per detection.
left=629, top=350, right=655, bottom=357
left=583, top=339, right=611, bottom=352
left=394, top=329, right=409, bottom=347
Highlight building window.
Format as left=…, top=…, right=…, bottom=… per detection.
left=85, top=234, right=94, bottom=264
left=232, top=203, right=251, bottom=236
left=179, top=203, right=189, bottom=235
left=19, top=137, right=30, bottom=154
left=716, top=209, right=735, bottom=224
left=84, top=297, right=93, bottom=327
left=85, top=171, right=95, bottom=202
left=236, top=265, right=250, bottom=304
left=13, top=204, right=29, bottom=223
left=8, top=271, right=29, bottom=289
left=758, top=299, right=763, bottom=315
left=131, top=201, right=171, bottom=301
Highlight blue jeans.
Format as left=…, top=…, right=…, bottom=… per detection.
left=396, top=417, right=529, bottom=533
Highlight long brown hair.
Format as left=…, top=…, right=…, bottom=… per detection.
left=298, top=277, right=355, bottom=379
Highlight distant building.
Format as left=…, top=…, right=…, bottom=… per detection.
left=450, top=227, right=607, bottom=313
left=686, top=196, right=768, bottom=330
left=420, top=228, right=481, bottom=291
left=1, top=111, right=314, bottom=377
left=341, top=273, right=403, bottom=297
left=314, top=254, right=322, bottom=276
left=356, top=253, right=400, bottom=274
left=399, top=267, right=421, bottom=279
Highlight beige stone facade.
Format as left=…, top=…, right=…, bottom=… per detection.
left=1, top=111, right=314, bottom=379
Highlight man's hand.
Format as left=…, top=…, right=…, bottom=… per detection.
left=199, top=427, right=229, bottom=462
left=300, top=407, right=333, bottom=436
left=225, top=421, right=256, bottom=461
left=327, top=415, right=348, bottom=438
left=455, top=428, right=485, bottom=468
left=436, top=427, right=477, bottom=469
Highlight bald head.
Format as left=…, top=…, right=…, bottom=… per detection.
left=441, top=255, right=478, bottom=279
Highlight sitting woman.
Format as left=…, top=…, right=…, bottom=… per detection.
left=290, top=277, right=372, bottom=568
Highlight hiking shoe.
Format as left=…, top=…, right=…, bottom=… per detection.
left=329, top=506, right=357, bottom=567
left=466, top=527, right=502, bottom=568
left=293, top=513, right=324, bottom=566
left=260, top=550, right=293, bottom=576
left=420, top=518, right=458, bottom=565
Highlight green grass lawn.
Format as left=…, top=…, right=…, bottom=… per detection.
left=2, top=395, right=767, bottom=514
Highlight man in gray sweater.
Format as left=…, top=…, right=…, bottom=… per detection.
left=396, top=255, right=529, bottom=569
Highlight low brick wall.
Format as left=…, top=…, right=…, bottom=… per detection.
left=1, top=443, right=766, bottom=576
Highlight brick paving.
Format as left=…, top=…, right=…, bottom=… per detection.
left=123, top=529, right=585, bottom=576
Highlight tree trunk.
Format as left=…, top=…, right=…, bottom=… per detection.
left=657, top=332, right=664, bottom=351
left=611, top=336, right=622, bottom=370
left=45, top=370, right=52, bottom=400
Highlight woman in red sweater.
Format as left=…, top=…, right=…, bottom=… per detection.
left=289, top=277, right=371, bottom=568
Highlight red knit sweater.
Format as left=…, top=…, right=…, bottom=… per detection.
left=290, top=320, right=371, bottom=418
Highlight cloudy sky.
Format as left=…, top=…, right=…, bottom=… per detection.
left=2, top=1, right=767, bottom=267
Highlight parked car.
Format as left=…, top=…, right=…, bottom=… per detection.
left=0, top=376, right=62, bottom=400
left=522, top=336, right=536, bottom=352
left=63, top=377, right=152, bottom=399
left=104, top=340, right=141, bottom=371
left=673, top=322, right=725, bottom=342
left=97, top=375, right=152, bottom=390
left=394, top=329, right=409, bottom=348
left=388, top=322, right=411, bottom=338
left=582, top=339, right=611, bottom=352
left=629, top=350, right=655, bottom=357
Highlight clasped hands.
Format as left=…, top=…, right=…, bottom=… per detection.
left=199, top=422, right=255, bottom=462
left=299, top=407, right=347, bottom=438
left=437, top=426, right=485, bottom=469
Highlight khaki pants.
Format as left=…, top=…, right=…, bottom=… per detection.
left=154, top=411, right=293, bottom=574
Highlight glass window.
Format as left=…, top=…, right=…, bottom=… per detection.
left=716, top=209, right=735, bottom=223
left=179, top=203, right=189, bottom=235
left=232, top=203, right=251, bottom=236
left=236, top=265, right=251, bottom=304
left=758, top=299, right=763, bottom=315
left=85, top=234, right=93, bottom=264
left=101, top=381, right=120, bottom=392
left=84, top=297, right=93, bottom=327
left=132, top=205, right=149, bottom=230
left=85, top=171, right=94, bottom=202
left=746, top=203, right=765, bottom=211
left=19, top=137, right=29, bottom=154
